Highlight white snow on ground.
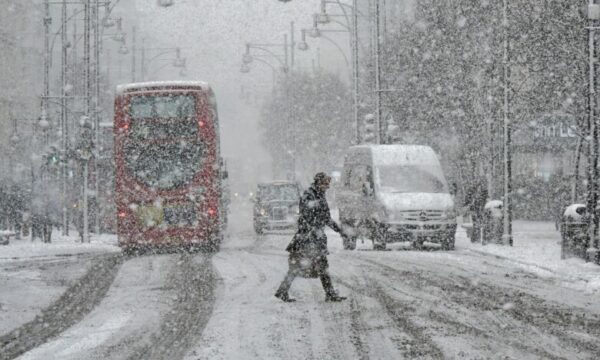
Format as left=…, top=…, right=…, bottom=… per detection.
left=0, top=231, right=119, bottom=335
left=185, top=205, right=600, bottom=360
left=17, top=255, right=176, bottom=360
left=330, top=209, right=600, bottom=294
left=458, top=220, right=600, bottom=294
left=0, top=232, right=119, bottom=262
left=3, top=202, right=600, bottom=359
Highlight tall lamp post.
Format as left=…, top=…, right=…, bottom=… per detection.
left=242, top=34, right=296, bottom=179
left=500, top=0, right=513, bottom=246
left=299, top=27, right=350, bottom=68
left=139, top=44, right=187, bottom=81
left=314, top=0, right=364, bottom=144
left=374, top=0, right=383, bottom=144
left=587, top=0, right=600, bottom=262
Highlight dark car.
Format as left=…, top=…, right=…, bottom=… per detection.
left=253, top=181, right=301, bottom=234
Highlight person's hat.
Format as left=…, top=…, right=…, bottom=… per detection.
left=313, top=172, right=331, bottom=185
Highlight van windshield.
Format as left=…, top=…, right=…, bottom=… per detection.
left=377, top=165, right=447, bottom=193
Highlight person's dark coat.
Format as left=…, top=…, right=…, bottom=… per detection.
left=464, top=178, right=488, bottom=214
left=286, top=184, right=342, bottom=256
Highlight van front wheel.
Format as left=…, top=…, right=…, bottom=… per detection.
left=370, top=222, right=388, bottom=251
left=343, top=236, right=357, bottom=250
left=441, top=235, right=455, bottom=251
left=341, top=218, right=357, bottom=250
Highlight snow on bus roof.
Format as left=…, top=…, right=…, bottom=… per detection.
left=115, top=81, right=211, bottom=95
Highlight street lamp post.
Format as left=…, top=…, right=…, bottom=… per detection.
left=502, top=0, right=513, bottom=246
left=299, top=27, right=350, bottom=68
left=42, top=0, right=51, bottom=146
left=315, top=0, right=363, bottom=144
left=138, top=44, right=187, bottom=81
left=587, top=0, right=600, bottom=262
left=242, top=32, right=296, bottom=179
left=374, top=0, right=383, bottom=144
left=61, top=0, right=69, bottom=235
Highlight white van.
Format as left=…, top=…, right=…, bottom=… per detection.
left=337, top=145, right=457, bottom=250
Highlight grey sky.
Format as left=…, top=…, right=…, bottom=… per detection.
left=128, top=0, right=330, bottom=183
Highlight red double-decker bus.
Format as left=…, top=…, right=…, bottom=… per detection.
left=114, top=81, right=225, bottom=252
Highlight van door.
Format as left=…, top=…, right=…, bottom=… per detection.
left=344, top=164, right=374, bottom=223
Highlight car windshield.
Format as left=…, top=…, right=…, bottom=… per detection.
left=259, top=185, right=299, bottom=201
left=377, top=165, right=447, bottom=193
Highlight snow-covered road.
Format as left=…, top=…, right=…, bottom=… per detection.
left=184, top=227, right=600, bottom=360
left=2, top=202, right=599, bottom=359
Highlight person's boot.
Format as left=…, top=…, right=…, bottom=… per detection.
left=325, top=294, right=347, bottom=302
left=274, top=291, right=296, bottom=303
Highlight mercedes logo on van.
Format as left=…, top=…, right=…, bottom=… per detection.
left=419, top=210, right=427, bottom=221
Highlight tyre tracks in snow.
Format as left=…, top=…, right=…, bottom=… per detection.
left=337, top=253, right=600, bottom=359
left=247, top=241, right=412, bottom=359
left=185, top=247, right=285, bottom=359
left=0, top=253, right=123, bottom=360
left=333, top=259, right=445, bottom=360
left=124, top=253, right=217, bottom=360
left=9, top=252, right=217, bottom=360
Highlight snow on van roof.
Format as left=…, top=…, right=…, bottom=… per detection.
left=352, top=144, right=440, bottom=166
left=115, top=81, right=211, bottom=95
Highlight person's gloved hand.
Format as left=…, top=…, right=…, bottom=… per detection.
left=340, top=229, right=351, bottom=242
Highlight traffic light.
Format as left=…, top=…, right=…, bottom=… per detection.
left=363, top=113, right=376, bottom=143
left=46, top=147, right=60, bottom=166
left=48, top=153, right=59, bottom=165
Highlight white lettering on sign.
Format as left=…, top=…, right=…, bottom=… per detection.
left=533, top=122, right=576, bottom=138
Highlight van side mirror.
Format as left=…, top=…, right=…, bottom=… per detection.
left=362, top=182, right=373, bottom=197
left=450, top=182, right=457, bottom=195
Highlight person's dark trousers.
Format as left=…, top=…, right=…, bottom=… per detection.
left=276, top=254, right=336, bottom=297
left=42, top=224, right=52, bottom=243
left=472, top=212, right=484, bottom=243
left=276, top=253, right=302, bottom=296
left=314, top=256, right=336, bottom=297
left=14, top=221, right=21, bottom=240
left=31, top=221, right=42, bottom=241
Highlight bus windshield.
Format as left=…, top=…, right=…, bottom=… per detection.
left=129, top=94, right=196, bottom=119
left=123, top=94, right=204, bottom=190
left=124, top=139, right=205, bottom=190
left=128, top=95, right=198, bottom=141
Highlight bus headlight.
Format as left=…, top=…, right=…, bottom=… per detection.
left=136, top=205, right=164, bottom=227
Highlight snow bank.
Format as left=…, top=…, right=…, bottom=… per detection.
left=0, top=232, right=119, bottom=263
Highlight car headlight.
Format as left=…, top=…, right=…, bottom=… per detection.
left=441, top=209, right=456, bottom=220
left=387, top=210, right=403, bottom=222
left=260, top=208, right=266, bottom=216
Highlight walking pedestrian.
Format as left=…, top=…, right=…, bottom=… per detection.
left=275, top=172, right=348, bottom=303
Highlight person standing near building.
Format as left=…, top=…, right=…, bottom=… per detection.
left=464, top=176, right=489, bottom=243
left=275, top=172, right=348, bottom=303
